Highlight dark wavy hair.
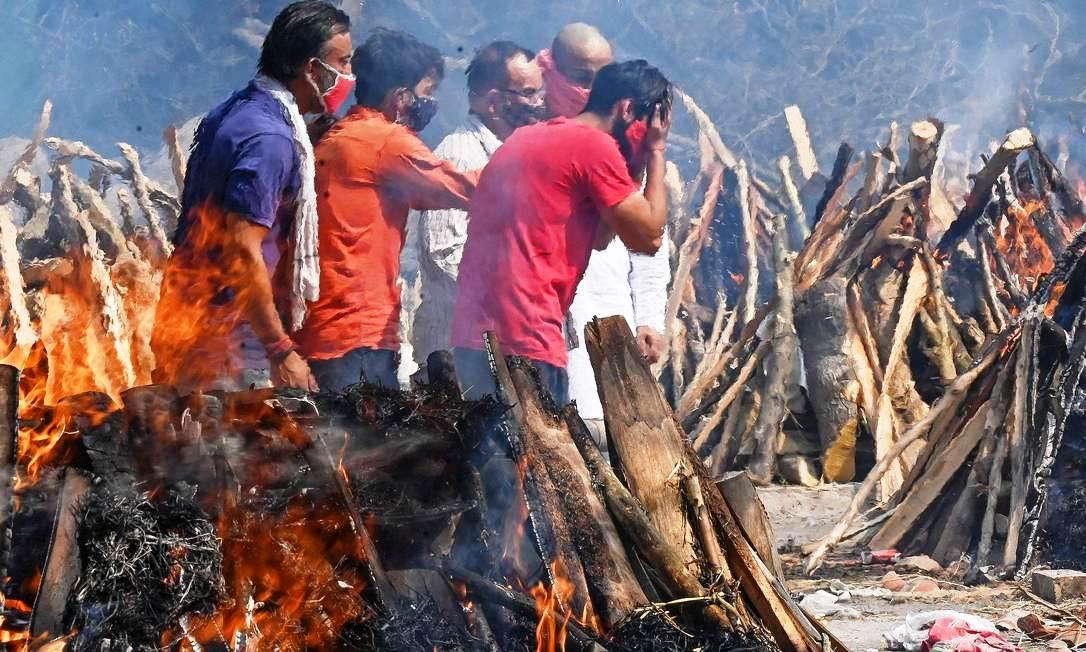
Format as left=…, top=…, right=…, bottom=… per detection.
left=583, top=60, right=671, bottom=120
left=466, top=40, right=536, bottom=96
left=353, top=28, right=445, bottom=108
left=258, top=1, right=350, bottom=82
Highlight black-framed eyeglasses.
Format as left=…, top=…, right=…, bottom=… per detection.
left=498, top=87, right=544, bottom=100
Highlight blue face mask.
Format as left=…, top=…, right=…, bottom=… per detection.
left=402, top=92, right=438, bottom=133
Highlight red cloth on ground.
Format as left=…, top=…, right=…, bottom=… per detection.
left=922, top=617, right=1021, bottom=652
left=451, top=117, right=639, bottom=367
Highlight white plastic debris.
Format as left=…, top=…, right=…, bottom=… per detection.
left=884, top=610, right=1001, bottom=651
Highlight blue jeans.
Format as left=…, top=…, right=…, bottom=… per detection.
left=452, top=348, right=568, bottom=406
left=309, top=347, right=399, bottom=392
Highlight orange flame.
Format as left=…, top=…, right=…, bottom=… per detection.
left=531, top=560, right=575, bottom=652
left=993, top=199, right=1056, bottom=289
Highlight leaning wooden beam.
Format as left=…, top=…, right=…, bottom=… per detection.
left=805, top=331, right=1009, bottom=574
left=676, top=88, right=784, bottom=211
left=736, top=161, right=759, bottom=328
left=778, top=155, right=810, bottom=247
left=662, top=165, right=725, bottom=376
left=118, top=143, right=174, bottom=258
left=0, top=99, right=52, bottom=205
left=936, top=128, right=1035, bottom=255
left=585, top=316, right=699, bottom=568
left=813, top=143, right=854, bottom=226
left=162, top=124, right=188, bottom=194
left=0, top=364, right=18, bottom=617
left=867, top=399, right=992, bottom=550
left=1003, top=317, right=1035, bottom=568
left=563, top=409, right=734, bottom=631
left=507, top=363, right=647, bottom=628
left=784, top=105, right=820, bottom=182
left=0, top=205, right=37, bottom=348
left=747, top=213, right=797, bottom=485
left=691, top=340, right=770, bottom=453
left=53, top=165, right=138, bottom=388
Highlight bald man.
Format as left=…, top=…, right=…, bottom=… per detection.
left=536, top=23, right=614, bottom=118
left=537, top=25, right=672, bottom=458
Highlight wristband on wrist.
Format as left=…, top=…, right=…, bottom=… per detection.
left=266, top=336, right=296, bottom=363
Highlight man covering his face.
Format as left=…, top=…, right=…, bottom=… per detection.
left=292, top=29, right=479, bottom=392
left=412, top=41, right=545, bottom=366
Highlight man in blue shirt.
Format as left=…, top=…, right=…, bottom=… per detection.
left=152, top=1, right=353, bottom=392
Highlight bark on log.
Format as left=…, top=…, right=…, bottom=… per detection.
left=30, top=468, right=93, bottom=638
left=736, top=161, right=759, bottom=329
left=506, top=363, right=648, bottom=628
left=585, top=316, right=699, bottom=568
left=489, top=353, right=591, bottom=619
left=1003, top=318, right=1034, bottom=568
left=931, top=363, right=1013, bottom=564
left=859, top=151, right=884, bottom=214
left=903, top=120, right=942, bottom=184
left=937, top=128, right=1035, bottom=255
left=717, top=472, right=785, bottom=582
left=795, top=277, right=860, bottom=482
left=748, top=213, right=797, bottom=485
left=562, top=410, right=734, bottom=631
left=0, top=364, right=17, bottom=618
left=784, top=105, right=820, bottom=182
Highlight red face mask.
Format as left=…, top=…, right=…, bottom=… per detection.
left=315, top=60, right=356, bottom=114
left=623, top=119, right=649, bottom=172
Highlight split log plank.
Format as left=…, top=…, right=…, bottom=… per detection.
left=585, top=316, right=699, bottom=568
left=718, top=472, right=785, bottom=581
left=784, top=105, right=820, bottom=182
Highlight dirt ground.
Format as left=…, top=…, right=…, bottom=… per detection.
left=759, top=484, right=1083, bottom=651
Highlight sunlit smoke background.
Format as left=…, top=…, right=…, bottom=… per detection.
left=2, top=0, right=1086, bottom=180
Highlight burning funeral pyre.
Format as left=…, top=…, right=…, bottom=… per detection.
left=2, top=87, right=1086, bottom=651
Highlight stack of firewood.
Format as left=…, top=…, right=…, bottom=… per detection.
left=661, top=99, right=1086, bottom=576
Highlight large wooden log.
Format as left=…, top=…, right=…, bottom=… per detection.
left=585, top=316, right=699, bottom=568
left=902, top=120, right=942, bottom=184
left=795, top=277, right=859, bottom=481
left=563, top=410, right=733, bottom=631
left=748, top=213, right=797, bottom=485
left=506, top=363, right=647, bottom=629
left=30, top=468, right=93, bottom=638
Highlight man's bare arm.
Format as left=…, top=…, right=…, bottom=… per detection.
left=224, top=213, right=318, bottom=390
left=598, top=103, right=670, bottom=254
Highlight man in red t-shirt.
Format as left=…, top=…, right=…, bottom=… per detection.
left=451, top=60, right=671, bottom=403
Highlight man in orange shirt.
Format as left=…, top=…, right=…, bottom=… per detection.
left=294, top=29, right=477, bottom=391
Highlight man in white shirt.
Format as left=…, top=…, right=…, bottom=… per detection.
left=540, top=24, right=671, bottom=455
left=413, top=41, right=545, bottom=365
